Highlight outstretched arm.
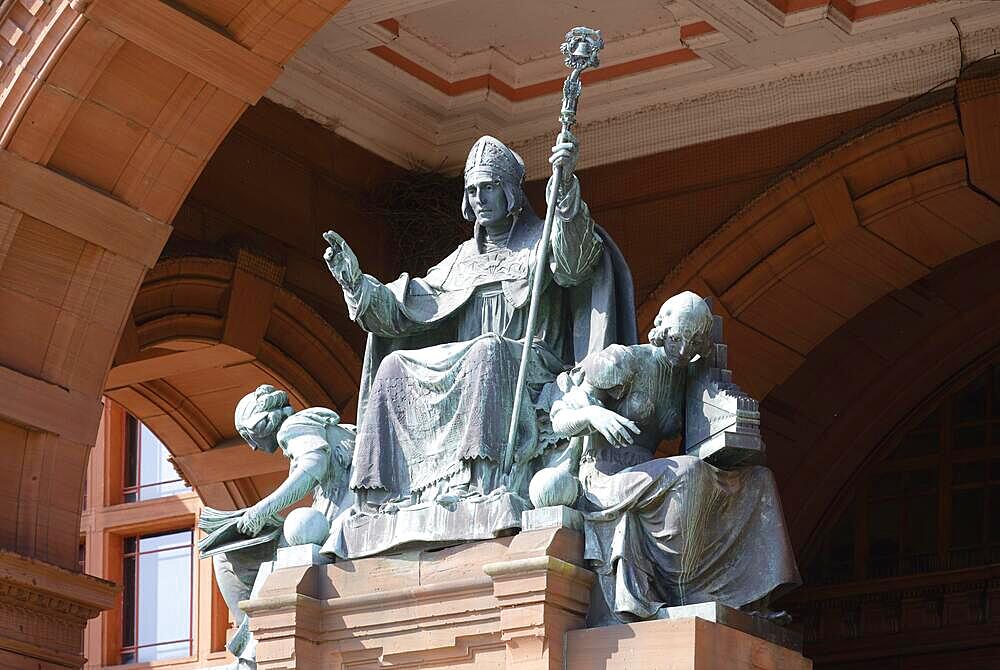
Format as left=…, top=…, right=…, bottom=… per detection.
left=323, top=230, right=435, bottom=338
left=236, top=468, right=317, bottom=536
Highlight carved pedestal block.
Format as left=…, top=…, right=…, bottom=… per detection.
left=243, top=526, right=592, bottom=670
left=244, top=529, right=810, bottom=670
left=566, top=616, right=813, bottom=669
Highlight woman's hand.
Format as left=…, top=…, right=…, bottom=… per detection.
left=586, top=406, right=640, bottom=447
left=236, top=503, right=269, bottom=536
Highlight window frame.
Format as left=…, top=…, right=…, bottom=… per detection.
left=806, top=357, right=1000, bottom=585
left=122, top=413, right=189, bottom=504
left=118, top=529, right=196, bottom=665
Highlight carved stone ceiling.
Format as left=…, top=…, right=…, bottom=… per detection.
left=266, top=0, right=1000, bottom=175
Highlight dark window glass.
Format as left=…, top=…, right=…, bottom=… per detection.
left=955, top=373, right=988, bottom=423
left=122, top=555, right=136, bottom=648
left=890, top=430, right=939, bottom=460
left=993, top=365, right=1000, bottom=415
left=904, top=469, right=937, bottom=494
left=868, top=499, right=901, bottom=578
left=120, top=530, right=192, bottom=664
left=951, top=488, right=985, bottom=548
left=990, top=485, right=1000, bottom=543
left=903, top=495, right=937, bottom=555
left=871, top=472, right=902, bottom=499
left=124, top=414, right=139, bottom=490
left=953, top=461, right=988, bottom=485
left=122, top=415, right=190, bottom=503
left=953, top=425, right=987, bottom=451
left=805, top=360, right=1000, bottom=587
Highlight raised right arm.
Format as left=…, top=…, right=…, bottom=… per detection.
left=324, top=230, right=434, bottom=338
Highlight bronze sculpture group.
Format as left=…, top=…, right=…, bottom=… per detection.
left=201, top=27, right=801, bottom=670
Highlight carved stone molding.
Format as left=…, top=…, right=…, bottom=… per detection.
left=785, top=565, right=1000, bottom=663
left=0, top=550, right=117, bottom=668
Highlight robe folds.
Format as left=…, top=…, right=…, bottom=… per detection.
left=345, top=187, right=636, bottom=498
left=581, top=456, right=801, bottom=625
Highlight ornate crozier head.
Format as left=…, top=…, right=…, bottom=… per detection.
left=648, top=291, right=713, bottom=367
left=234, top=384, right=294, bottom=453
left=461, top=136, right=527, bottom=239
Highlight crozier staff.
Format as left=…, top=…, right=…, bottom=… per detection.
left=504, top=26, right=606, bottom=484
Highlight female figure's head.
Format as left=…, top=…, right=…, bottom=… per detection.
left=648, top=291, right=713, bottom=367
left=234, top=384, right=294, bottom=453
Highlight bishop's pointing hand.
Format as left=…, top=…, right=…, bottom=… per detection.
left=323, top=230, right=362, bottom=290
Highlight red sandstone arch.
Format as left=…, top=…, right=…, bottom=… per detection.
left=635, top=82, right=1000, bottom=561
left=0, top=3, right=350, bottom=663
left=639, top=92, right=1000, bottom=404
left=0, top=0, right=348, bottom=579
left=765, top=243, right=1000, bottom=556
left=103, top=253, right=361, bottom=510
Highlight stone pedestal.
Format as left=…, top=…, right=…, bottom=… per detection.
left=243, top=529, right=811, bottom=670
left=566, top=615, right=812, bottom=669
left=243, top=526, right=591, bottom=670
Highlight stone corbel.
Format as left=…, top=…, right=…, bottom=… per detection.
left=483, top=554, right=595, bottom=670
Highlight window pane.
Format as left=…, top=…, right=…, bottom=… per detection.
left=122, top=555, right=136, bottom=648
left=871, top=472, right=902, bottom=499
left=124, top=415, right=139, bottom=488
left=955, top=373, right=988, bottom=423
left=125, top=418, right=190, bottom=502
left=953, top=461, right=988, bottom=485
left=137, top=640, right=191, bottom=662
left=951, top=488, right=985, bottom=548
left=869, top=499, right=901, bottom=562
left=138, top=530, right=192, bottom=553
left=139, top=425, right=176, bottom=486
left=953, top=425, right=987, bottom=450
left=991, top=486, right=1000, bottom=543
left=891, top=430, right=939, bottom=460
left=139, top=480, right=190, bottom=501
left=136, top=546, right=192, bottom=651
left=903, top=494, right=937, bottom=555
left=905, top=469, right=937, bottom=494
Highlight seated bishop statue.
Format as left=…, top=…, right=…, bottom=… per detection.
left=320, top=133, right=635, bottom=550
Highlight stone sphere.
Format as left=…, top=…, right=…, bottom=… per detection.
left=529, top=467, right=579, bottom=509
left=283, top=507, right=330, bottom=546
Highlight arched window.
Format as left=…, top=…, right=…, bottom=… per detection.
left=123, top=414, right=190, bottom=502
left=806, top=358, right=1000, bottom=585
left=81, top=400, right=229, bottom=667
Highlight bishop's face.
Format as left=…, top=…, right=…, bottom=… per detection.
left=465, top=176, right=509, bottom=230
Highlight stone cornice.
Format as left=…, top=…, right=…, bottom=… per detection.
left=0, top=550, right=118, bottom=620
left=268, top=2, right=1000, bottom=175
left=0, top=550, right=118, bottom=668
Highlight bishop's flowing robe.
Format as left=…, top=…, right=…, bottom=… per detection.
left=344, top=178, right=636, bottom=500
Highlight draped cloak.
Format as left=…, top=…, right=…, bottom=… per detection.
left=346, top=190, right=636, bottom=498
